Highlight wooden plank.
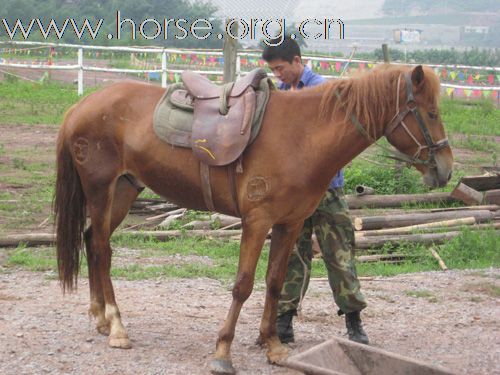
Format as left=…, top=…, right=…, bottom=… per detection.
left=460, top=175, right=500, bottom=191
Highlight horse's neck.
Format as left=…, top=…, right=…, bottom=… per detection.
left=305, top=99, right=385, bottom=192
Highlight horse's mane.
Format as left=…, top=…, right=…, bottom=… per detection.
left=310, top=64, right=441, bottom=138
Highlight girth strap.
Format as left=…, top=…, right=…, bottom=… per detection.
left=227, top=161, right=241, bottom=217
left=199, top=162, right=241, bottom=216
left=200, top=162, right=215, bottom=211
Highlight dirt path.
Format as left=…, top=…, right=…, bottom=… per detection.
left=0, top=268, right=498, bottom=374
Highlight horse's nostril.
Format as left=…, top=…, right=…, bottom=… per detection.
left=447, top=171, right=452, bottom=181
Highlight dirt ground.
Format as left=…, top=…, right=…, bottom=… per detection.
left=0, top=265, right=498, bottom=375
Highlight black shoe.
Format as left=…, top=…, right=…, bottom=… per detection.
left=276, top=310, right=296, bottom=344
left=345, top=311, right=369, bottom=345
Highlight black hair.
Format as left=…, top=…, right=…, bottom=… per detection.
left=262, top=36, right=301, bottom=64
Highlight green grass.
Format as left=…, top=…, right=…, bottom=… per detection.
left=0, top=155, right=55, bottom=232
left=440, top=98, right=500, bottom=136
left=344, top=153, right=431, bottom=195
left=0, top=79, right=94, bottom=125
left=6, top=245, right=57, bottom=271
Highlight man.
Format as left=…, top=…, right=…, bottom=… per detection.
left=262, top=36, right=369, bottom=344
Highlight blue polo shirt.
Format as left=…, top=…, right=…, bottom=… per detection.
left=278, top=65, right=344, bottom=189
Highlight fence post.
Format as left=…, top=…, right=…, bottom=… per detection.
left=223, top=19, right=237, bottom=83
left=236, top=55, right=241, bottom=78
left=161, top=50, right=167, bottom=88
left=77, top=47, right=83, bottom=96
left=382, top=43, right=390, bottom=64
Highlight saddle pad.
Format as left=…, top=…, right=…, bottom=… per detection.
left=153, top=77, right=274, bottom=149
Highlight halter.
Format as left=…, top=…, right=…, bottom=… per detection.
left=338, top=71, right=449, bottom=168
left=384, top=72, right=449, bottom=168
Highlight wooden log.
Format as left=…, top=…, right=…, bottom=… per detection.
left=450, top=182, right=484, bottom=205
left=484, top=190, right=500, bottom=205
left=358, top=221, right=500, bottom=237
left=349, top=205, right=499, bottom=217
left=145, top=202, right=179, bottom=211
left=460, top=175, right=500, bottom=191
left=356, top=254, right=406, bottom=263
left=345, top=192, right=454, bottom=209
left=156, top=213, right=186, bottom=228
left=220, top=221, right=242, bottom=230
left=358, top=217, right=477, bottom=236
left=124, top=230, right=243, bottom=240
left=355, top=231, right=460, bottom=249
left=0, top=233, right=55, bottom=247
left=355, top=185, right=375, bottom=196
left=210, top=214, right=241, bottom=228
left=429, top=248, right=448, bottom=271
left=353, top=210, right=495, bottom=231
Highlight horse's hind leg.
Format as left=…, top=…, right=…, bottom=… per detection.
left=85, top=226, right=109, bottom=335
left=86, top=175, right=141, bottom=337
left=86, top=175, right=141, bottom=348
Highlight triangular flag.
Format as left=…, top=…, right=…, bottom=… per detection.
left=450, top=71, right=457, bottom=80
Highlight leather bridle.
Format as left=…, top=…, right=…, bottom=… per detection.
left=339, top=70, right=449, bottom=169
left=384, top=72, right=449, bottom=168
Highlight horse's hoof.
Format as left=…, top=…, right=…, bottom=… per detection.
left=254, top=335, right=264, bottom=346
left=267, top=345, right=289, bottom=365
left=97, top=324, right=110, bottom=336
left=210, top=358, right=236, bottom=374
left=108, top=335, right=132, bottom=349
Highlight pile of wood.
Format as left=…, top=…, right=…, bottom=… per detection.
left=2, top=176, right=499, bottom=263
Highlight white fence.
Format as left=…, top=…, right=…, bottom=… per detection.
left=0, top=40, right=499, bottom=98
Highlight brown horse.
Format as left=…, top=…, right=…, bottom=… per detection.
left=54, top=64, right=453, bottom=373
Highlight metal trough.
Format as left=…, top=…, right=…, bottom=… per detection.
left=284, top=337, right=456, bottom=375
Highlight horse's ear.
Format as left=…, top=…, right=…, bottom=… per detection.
left=411, top=65, right=425, bottom=90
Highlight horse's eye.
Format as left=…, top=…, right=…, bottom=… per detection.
left=428, top=112, right=438, bottom=120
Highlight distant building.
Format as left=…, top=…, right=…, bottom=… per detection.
left=393, top=28, right=422, bottom=44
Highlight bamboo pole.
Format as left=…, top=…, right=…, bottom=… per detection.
left=429, top=248, right=448, bottom=271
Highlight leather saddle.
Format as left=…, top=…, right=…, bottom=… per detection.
left=152, top=68, right=272, bottom=214
left=182, top=68, right=268, bottom=166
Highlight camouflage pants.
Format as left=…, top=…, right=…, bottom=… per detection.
left=278, top=188, right=367, bottom=315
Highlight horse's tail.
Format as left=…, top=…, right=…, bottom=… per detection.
left=53, top=105, right=86, bottom=293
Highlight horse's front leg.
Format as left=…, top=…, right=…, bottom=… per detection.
left=211, top=215, right=272, bottom=374
left=258, top=221, right=303, bottom=364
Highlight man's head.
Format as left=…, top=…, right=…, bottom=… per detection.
left=262, top=37, right=304, bottom=87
